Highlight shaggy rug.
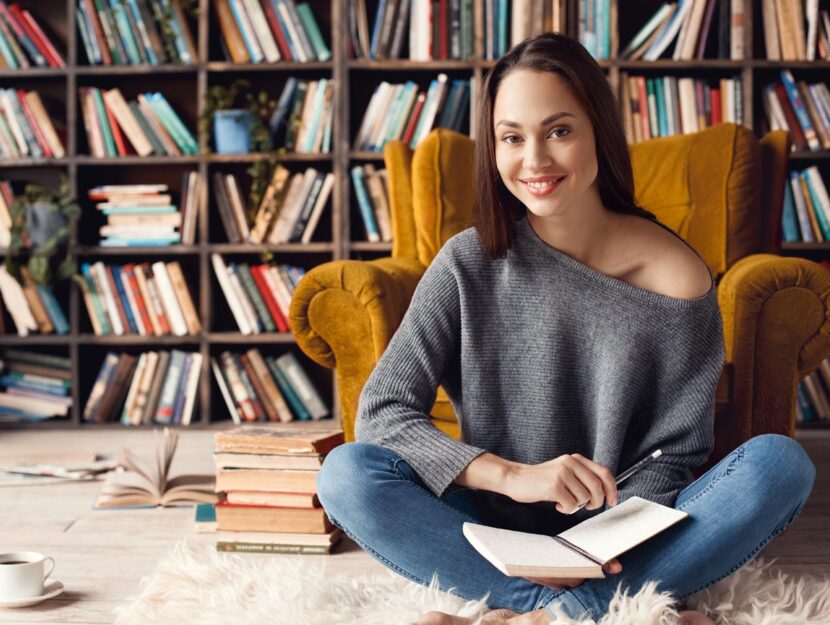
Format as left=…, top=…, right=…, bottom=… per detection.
left=113, top=540, right=830, bottom=625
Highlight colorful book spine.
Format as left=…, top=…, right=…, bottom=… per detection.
left=350, top=165, right=380, bottom=242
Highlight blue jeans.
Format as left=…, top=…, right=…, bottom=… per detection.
left=317, top=434, right=816, bottom=621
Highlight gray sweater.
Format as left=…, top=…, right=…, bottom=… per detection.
left=355, top=215, right=726, bottom=511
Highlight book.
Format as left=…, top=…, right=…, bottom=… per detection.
left=213, top=451, right=323, bottom=470
left=213, top=528, right=342, bottom=554
left=214, top=500, right=333, bottom=533
left=214, top=425, right=343, bottom=456
left=216, top=467, right=318, bottom=493
left=463, top=497, right=687, bottom=578
left=95, top=428, right=218, bottom=508
left=225, top=490, right=319, bottom=508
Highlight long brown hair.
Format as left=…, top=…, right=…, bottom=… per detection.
left=475, top=32, right=657, bottom=259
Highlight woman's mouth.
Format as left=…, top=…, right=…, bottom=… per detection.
left=520, top=175, right=566, bottom=197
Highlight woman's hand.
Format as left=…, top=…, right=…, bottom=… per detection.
left=523, top=559, right=623, bottom=590
left=504, top=453, right=618, bottom=513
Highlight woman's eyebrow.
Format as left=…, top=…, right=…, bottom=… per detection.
left=495, top=112, right=575, bottom=129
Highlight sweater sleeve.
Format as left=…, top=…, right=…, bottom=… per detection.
left=617, top=292, right=726, bottom=508
left=354, top=246, right=486, bottom=497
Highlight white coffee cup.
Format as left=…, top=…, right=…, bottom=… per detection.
left=0, top=552, right=55, bottom=601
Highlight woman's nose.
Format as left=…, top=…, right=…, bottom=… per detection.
left=523, top=139, right=553, bottom=170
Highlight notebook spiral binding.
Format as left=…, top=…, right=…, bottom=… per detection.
left=550, top=536, right=606, bottom=568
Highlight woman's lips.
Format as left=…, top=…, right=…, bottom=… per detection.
left=521, top=175, right=566, bottom=197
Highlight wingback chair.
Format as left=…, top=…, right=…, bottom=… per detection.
left=290, top=123, right=830, bottom=472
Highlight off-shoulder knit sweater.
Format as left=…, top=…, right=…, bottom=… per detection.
left=355, top=215, right=726, bottom=511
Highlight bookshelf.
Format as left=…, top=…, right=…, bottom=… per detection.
left=1, top=0, right=829, bottom=429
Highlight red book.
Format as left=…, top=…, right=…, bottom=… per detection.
left=82, top=0, right=111, bottom=65
left=439, top=0, right=448, bottom=60
left=142, top=264, right=171, bottom=335
left=261, top=0, right=292, bottom=60
left=16, top=89, right=52, bottom=157
left=711, top=87, right=722, bottom=125
left=774, top=84, right=809, bottom=151
left=637, top=76, right=650, bottom=140
left=123, top=263, right=153, bottom=335
left=250, top=264, right=289, bottom=333
left=17, top=7, right=65, bottom=68
left=402, top=92, right=426, bottom=145
left=103, top=99, right=128, bottom=156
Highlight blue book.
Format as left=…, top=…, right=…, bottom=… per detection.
left=229, top=0, right=263, bottom=62
left=0, top=377, right=68, bottom=397
left=171, top=353, right=192, bottom=424
left=149, top=92, right=198, bottom=154
left=265, top=355, right=310, bottom=420
left=0, top=21, right=18, bottom=68
left=654, top=77, right=668, bottom=137
left=125, top=0, right=159, bottom=65
left=350, top=166, right=380, bottom=242
left=108, top=0, right=142, bottom=64
left=157, top=0, right=192, bottom=63
left=781, top=180, right=800, bottom=243
left=449, top=81, right=470, bottom=132
left=803, top=170, right=830, bottom=239
left=81, top=263, right=111, bottom=334
left=797, top=383, right=817, bottom=422
left=76, top=7, right=99, bottom=65
left=0, top=0, right=45, bottom=66
left=271, top=0, right=301, bottom=60
left=780, top=70, right=820, bottom=151
left=497, top=0, right=507, bottom=56
left=35, top=285, right=69, bottom=335
left=369, top=0, right=388, bottom=59
left=100, top=237, right=179, bottom=247
left=410, top=76, right=445, bottom=149
left=110, top=265, right=139, bottom=334
left=268, top=77, right=298, bottom=138
left=303, top=78, right=327, bottom=153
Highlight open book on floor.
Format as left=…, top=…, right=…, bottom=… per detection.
left=95, top=428, right=219, bottom=509
left=463, top=497, right=687, bottom=578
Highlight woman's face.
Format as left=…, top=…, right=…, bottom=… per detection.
left=492, top=69, right=599, bottom=219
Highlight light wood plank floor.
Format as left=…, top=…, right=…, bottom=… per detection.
left=0, top=428, right=827, bottom=625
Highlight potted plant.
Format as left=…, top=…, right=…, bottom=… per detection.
left=200, top=79, right=276, bottom=154
left=4, top=176, right=80, bottom=286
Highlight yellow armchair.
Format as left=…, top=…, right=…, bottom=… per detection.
left=290, top=123, right=830, bottom=470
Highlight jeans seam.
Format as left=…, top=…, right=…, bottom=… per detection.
left=677, top=446, right=745, bottom=512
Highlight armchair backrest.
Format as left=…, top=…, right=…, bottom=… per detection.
left=383, top=124, right=790, bottom=279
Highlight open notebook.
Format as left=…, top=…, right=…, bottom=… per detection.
left=463, top=496, right=687, bottom=578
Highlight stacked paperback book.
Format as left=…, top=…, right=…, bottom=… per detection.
left=0, top=2, right=65, bottom=68
left=78, top=260, right=201, bottom=336
left=84, top=349, right=203, bottom=425
left=76, top=0, right=196, bottom=66
left=0, top=88, right=65, bottom=159
left=212, top=349, right=329, bottom=424
left=214, top=0, right=330, bottom=63
left=89, top=180, right=200, bottom=247
left=764, top=71, right=830, bottom=154
left=0, top=265, right=69, bottom=336
left=211, top=425, right=344, bottom=554
left=79, top=88, right=197, bottom=158
left=211, top=256, right=305, bottom=334
left=0, top=349, right=71, bottom=422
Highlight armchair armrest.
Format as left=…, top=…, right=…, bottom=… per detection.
left=717, top=253, right=830, bottom=442
left=290, top=256, right=426, bottom=438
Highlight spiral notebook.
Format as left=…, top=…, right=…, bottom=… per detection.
left=463, top=496, right=688, bottom=578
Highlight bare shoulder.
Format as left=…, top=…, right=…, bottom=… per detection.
left=621, top=216, right=714, bottom=300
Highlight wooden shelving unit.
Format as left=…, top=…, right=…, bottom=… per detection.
left=2, top=0, right=829, bottom=428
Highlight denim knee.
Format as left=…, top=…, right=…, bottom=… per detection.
left=316, top=442, right=391, bottom=519
left=743, top=434, right=816, bottom=505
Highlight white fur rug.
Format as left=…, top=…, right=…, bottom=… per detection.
left=113, top=540, right=830, bottom=625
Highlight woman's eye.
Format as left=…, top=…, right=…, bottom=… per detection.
left=550, top=127, right=570, bottom=139
left=502, top=135, right=520, bottom=144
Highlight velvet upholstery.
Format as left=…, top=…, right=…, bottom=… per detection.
left=290, top=124, right=830, bottom=471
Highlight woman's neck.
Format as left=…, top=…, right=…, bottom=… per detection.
left=525, top=197, right=617, bottom=266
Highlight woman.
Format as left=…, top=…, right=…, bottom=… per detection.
left=316, top=33, right=816, bottom=625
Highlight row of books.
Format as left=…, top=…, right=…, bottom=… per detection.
left=210, top=426, right=343, bottom=553
left=215, top=0, right=330, bottom=64
left=211, top=255, right=304, bottom=335
left=267, top=77, right=333, bottom=154
left=89, top=178, right=201, bottom=247
left=0, top=88, right=66, bottom=160
left=78, top=260, right=201, bottom=337
left=797, top=356, right=830, bottom=425
left=84, top=349, right=202, bottom=424
left=0, top=349, right=71, bottom=422
left=351, top=164, right=392, bottom=243
left=77, top=0, right=195, bottom=66
left=621, top=74, right=743, bottom=145
left=80, top=87, right=197, bottom=158
left=0, top=179, right=14, bottom=247
left=0, top=266, right=68, bottom=337
left=354, top=74, right=470, bottom=153
left=213, top=349, right=328, bottom=423
left=0, top=2, right=64, bottom=69
left=763, top=71, right=830, bottom=153
left=622, top=0, right=741, bottom=62
left=781, top=166, right=830, bottom=245
left=761, top=0, right=830, bottom=62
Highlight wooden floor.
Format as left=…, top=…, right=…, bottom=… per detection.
left=0, top=428, right=827, bottom=625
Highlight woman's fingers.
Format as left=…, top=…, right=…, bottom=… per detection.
left=602, top=558, right=623, bottom=574
left=554, top=465, right=591, bottom=513
left=571, top=454, right=618, bottom=507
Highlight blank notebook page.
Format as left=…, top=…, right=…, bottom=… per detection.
left=462, top=523, right=591, bottom=570
left=557, top=496, right=688, bottom=563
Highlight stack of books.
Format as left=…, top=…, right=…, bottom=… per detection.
left=781, top=166, right=830, bottom=244
left=763, top=71, right=830, bottom=154
left=211, top=425, right=344, bottom=554
left=620, top=73, right=743, bottom=144
left=351, top=164, right=391, bottom=243
left=211, top=256, right=304, bottom=334
left=212, top=349, right=329, bottom=424
left=78, top=260, right=201, bottom=337
left=84, top=349, right=203, bottom=425
left=797, top=355, right=830, bottom=426
left=214, top=165, right=333, bottom=244
left=76, top=0, right=196, bottom=66
left=760, top=0, right=830, bottom=61
left=79, top=88, right=198, bottom=158
left=89, top=181, right=199, bottom=247
left=214, top=0, right=330, bottom=63
left=267, top=77, right=333, bottom=153
left=0, top=88, right=66, bottom=159
left=354, top=75, right=470, bottom=152
left=0, top=349, right=71, bottom=422
left=0, top=266, right=69, bottom=337
left=0, top=3, right=65, bottom=69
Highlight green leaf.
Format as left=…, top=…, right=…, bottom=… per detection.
left=27, top=256, right=49, bottom=285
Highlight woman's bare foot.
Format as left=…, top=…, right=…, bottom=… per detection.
left=412, top=607, right=547, bottom=625
left=678, top=610, right=716, bottom=625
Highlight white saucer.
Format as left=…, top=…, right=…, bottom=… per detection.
left=0, top=581, right=64, bottom=608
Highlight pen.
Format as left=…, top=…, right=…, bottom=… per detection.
left=570, top=449, right=663, bottom=513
